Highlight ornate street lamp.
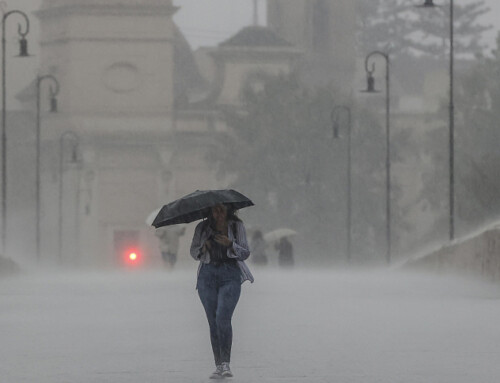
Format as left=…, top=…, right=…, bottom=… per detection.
left=253, top=0, right=258, bottom=26
left=36, top=75, right=60, bottom=261
left=331, top=105, right=352, bottom=263
left=362, top=51, right=392, bottom=264
left=415, top=0, right=456, bottom=240
left=1, top=9, right=30, bottom=255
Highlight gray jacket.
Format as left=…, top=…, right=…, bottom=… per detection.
left=190, top=219, right=254, bottom=284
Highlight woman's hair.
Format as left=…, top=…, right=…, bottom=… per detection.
left=206, top=204, right=241, bottom=229
left=206, top=212, right=216, bottom=229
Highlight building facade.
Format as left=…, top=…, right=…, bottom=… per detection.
left=34, top=0, right=198, bottom=266
left=28, top=0, right=299, bottom=267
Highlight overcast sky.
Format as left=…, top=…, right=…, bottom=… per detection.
left=13, top=0, right=500, bottom=50
left=172, top=0, right=500, bottom=50
left=172, top=0, right=267, bottom=48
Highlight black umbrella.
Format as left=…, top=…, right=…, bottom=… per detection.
left=152, top=189, right=254, bottom=228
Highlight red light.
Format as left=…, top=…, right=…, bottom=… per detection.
left=123, top=249, right=142, bottom=267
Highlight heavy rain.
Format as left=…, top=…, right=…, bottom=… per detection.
left=1, top=0, right=500, bottom=382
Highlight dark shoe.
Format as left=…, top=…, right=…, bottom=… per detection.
left=209, top=365, right=223, bottom=379
left=220, top=362, right=233, bottom=378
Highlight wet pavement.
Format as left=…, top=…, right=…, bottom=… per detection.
left=1, top=268, right=500, bottom=382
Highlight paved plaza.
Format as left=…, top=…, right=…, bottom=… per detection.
left=1, top=268, right=500, bottom=382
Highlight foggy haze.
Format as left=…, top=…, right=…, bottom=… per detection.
left=0, top=0, right=496, bottom=265
left=1, top=0, right=500, bottom=382
left=0, top=0, right=497, bottom=263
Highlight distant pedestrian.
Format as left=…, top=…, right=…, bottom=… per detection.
left=250, top=230, right=268, bottom=266
left=276, top=237, right=294, bottom=268
left=155, top=225, right=185, bottom=269
left=190, top=203, right=253, bottom=379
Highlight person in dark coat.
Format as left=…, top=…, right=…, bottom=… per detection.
left=275, top=237, right=294, bottom=268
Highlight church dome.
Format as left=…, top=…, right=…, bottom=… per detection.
left=219, top=26, right=292, bottom=48
left=172, top=26, right=208, bottom=107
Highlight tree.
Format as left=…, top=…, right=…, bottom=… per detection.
left=358, top=0, right=418, bottom=58
left=217, top=73, right=338, bottom=263
left=411, top=1, right=490, bottom=58
left=416, top=32, right=500, bottom=238
left=217, top=72, right=397, bottom=264
left=453, top=32, right=500, bottom=230
left=357, top=0, right=490, bottom=59
left=358, top=0, right=493, bottom=242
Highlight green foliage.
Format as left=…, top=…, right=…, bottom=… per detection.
left=358, top=0, right=417, bottom=57
left=219, top=73, right=341, bottom=261
left=357, top=0, right=490, bottom=59
left=418, top=31, right=500, bottom=236
left=454, top=32, right=500, bottom=229
left=411, top=1, right=490, bottom=58
left=219, top=72, right=393, bottom=264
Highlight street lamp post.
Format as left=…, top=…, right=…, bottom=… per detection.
left=416, top=0, right=455, bottom=240
left=36, top=75, right=60, bottom=261
left=252, top=0, right=258, bottom=26
left=1, top=9, right=30, bottom=255
left=58, top=131, right=79, bottom=263
left=331, top=105, right=352, bottom=263
left=362, top=51, right=391, bottom=264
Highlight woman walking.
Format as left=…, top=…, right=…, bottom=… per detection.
left=190, top=203, right=253, bottom=379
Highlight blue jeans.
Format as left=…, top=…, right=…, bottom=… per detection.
left=197, top=262, right=241, bottom=365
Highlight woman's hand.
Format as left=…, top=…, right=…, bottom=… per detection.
left=214, top=234, right=233, bottom=248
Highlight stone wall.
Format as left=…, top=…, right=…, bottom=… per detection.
left=401, top=224, right=500, bottom=282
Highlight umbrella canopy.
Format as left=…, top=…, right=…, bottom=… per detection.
left=152, top=189, right=254, bottom=228
left=263, top=228, right=297, bottom=243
